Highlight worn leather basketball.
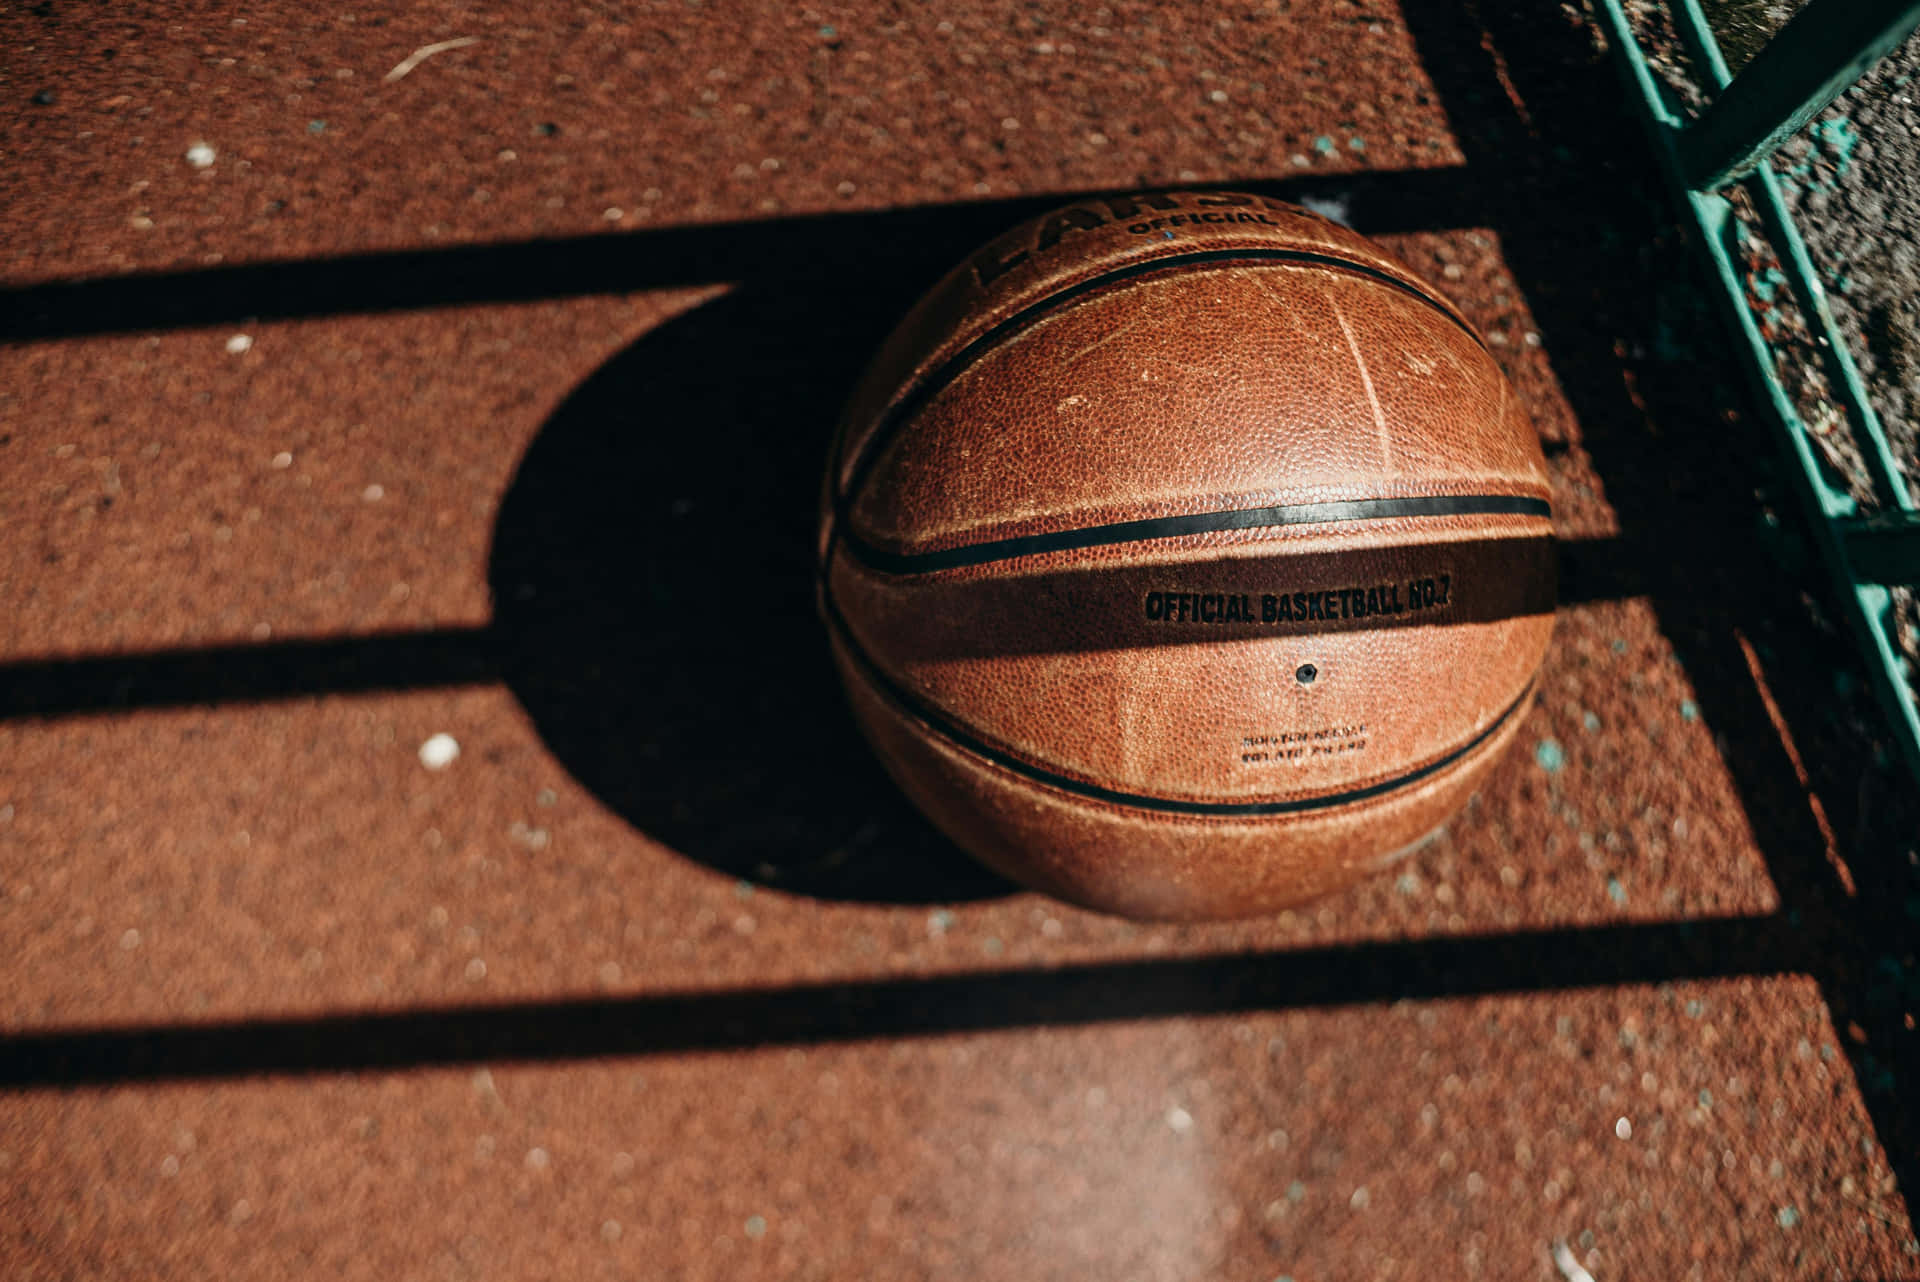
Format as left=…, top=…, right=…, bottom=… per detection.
left=818, top=190, right=1555, bottom=920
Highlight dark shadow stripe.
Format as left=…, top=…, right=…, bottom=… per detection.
left=0, top=627, right=503, bottom=721
left=0, top=535, right=1610, bottom=724
left=844, top=493, right=1553, bottom=574
left=823, top=590, right=1534, bottom=816
left=0, top=172, right=1491, bottom=343
left=0, top=915, right=1802, bottom=1087
left=830, top=247, right=1481, bottom=520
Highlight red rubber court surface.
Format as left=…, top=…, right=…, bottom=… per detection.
left=2, top=3, right=1916, bottom=1279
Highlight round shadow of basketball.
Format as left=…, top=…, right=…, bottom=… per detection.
left=490, top=284, right=1015, bottom=904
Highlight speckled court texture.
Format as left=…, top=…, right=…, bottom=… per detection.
left=3, top=3, right=1917, bottom=1280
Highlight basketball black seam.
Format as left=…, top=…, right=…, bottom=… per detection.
left=841, top=493, right=1552, bottom=574
left=822, top=590, right=1535, bottom=817
left=827, top=247, right=1483, bottom=541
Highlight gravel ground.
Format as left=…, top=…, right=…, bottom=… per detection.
left=1777, top=28, right=1920, bottom=453
left=1776, top=23, right=1920, bottom=688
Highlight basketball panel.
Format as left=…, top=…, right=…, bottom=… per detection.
left=844, top=265, right=1541, bottom=560
left=833, top=631, right=1535, bottom=920
left=828, top=519, right=1554, bottom=804
left=824, top=190, right=1479, bottom=511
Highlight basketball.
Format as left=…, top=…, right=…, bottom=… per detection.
left=817, top=190, right=1555, bottom=920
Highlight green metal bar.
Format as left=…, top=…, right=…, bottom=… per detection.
left=1842, top=512, right=1920, bottom=588
left=1591, top=0, right=1920, bottom=785
left=1676, top=0, right=1920, bottom=192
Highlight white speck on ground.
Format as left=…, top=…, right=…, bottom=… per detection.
left=1615, top=1116, right=1633, bottom=1140
left=1551, top=1239, right=1597, bottom=1282
left=225, top=334, right=252, bottom=354
left=362, top=484, right=385, bottom=501
left=186, top=141, right=216, bottom=168
left=384, top=36, right=480, bottom=83
left=419, top=733, right=460, bottom=769
left=1166, top=1106, right=1194, bottom=1133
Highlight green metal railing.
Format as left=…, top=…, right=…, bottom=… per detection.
left=1592, top=0, right=1920, bottom=787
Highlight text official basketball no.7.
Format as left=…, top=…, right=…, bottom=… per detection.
left=1143, top=575, right=1453, bottom=625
